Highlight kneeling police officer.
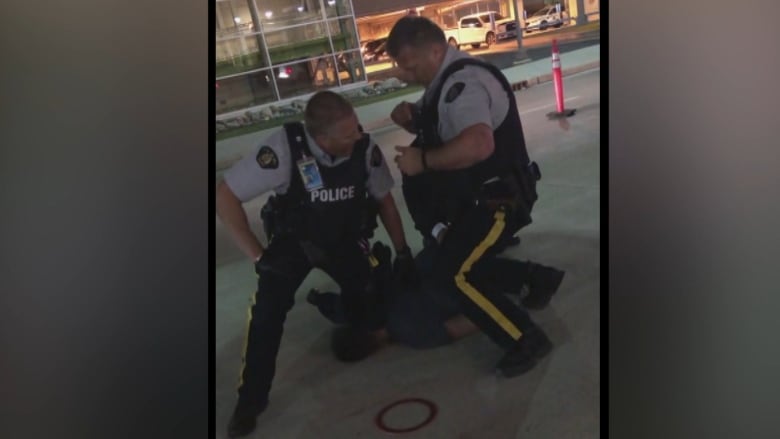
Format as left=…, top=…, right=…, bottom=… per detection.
left=216, top=91, right=416, bottom=438
left=387, top=16, right=565, bottom=379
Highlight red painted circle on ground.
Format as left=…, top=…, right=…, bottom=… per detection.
left=374, top=397, right=438, bottom=434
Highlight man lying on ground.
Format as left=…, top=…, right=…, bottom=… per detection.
left=306, top=241, right=565, bottom=362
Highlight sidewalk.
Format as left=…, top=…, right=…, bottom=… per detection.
left=215, top=43, right=600, bottom=172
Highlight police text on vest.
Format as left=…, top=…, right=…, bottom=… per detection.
left=310, top=186, right=355, bottom=202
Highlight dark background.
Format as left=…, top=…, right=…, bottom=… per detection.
left=609, top=1, right=780, bottom=437
left=0, top=0, right=210, bottom=437
left=1, top=0, right=779, bottom=437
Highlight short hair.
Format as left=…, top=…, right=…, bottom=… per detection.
left=386, top=16, right=447, bottom=58
left=304, top=90, right=354, bottom=138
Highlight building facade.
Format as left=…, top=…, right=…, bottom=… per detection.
left=216, top=0, right=364, bottom=115
left=215, top=0, right=598, bottom=116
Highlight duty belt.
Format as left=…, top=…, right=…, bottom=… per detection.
left=477, top=161, right=541, bottom=211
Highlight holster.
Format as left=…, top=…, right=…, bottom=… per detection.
left=260, top=195, right=303, bottom=241
left=260, top=196, right=279, bottom=240
left=359, top=196, right=380, bottom=240
left=514, top=161, right=541, bottom=213
left=479, top=162, right=541, bottom=225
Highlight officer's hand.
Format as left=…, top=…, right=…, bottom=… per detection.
left=254, top=253, right=269, bottom=275
left=393, top=246, right=420, bottom=288
left=391, top=101, right=416, bottom=131
left=394, top=145, right=425, bottom=176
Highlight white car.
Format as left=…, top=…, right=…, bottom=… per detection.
left=471, top=12, right=519, bottom=42
left=525, top=5, right=567, bottom=32
left=444, top=11, right=517, bottom=49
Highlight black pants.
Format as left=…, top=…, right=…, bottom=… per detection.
left=236, top=234, right=372, bottom=405
left=312, top=244, right=535, bottom=349
left=431, top=203, right=537, bottom=350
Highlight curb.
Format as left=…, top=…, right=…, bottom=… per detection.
left=512, top=59, right=600, bottom=90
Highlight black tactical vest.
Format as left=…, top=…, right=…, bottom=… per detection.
left=269, top=122, right=373, bottom=250
left=402, top=58, right=539, bottom=236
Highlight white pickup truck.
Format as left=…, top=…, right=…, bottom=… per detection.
left=444, top=11, right=517, bottom=49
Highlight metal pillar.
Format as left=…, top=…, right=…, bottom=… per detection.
left=575, top=0, right=587, bottom=25
left=248, top=0, right=279, bottom=101
left=511, top=0, right=529, bottom=62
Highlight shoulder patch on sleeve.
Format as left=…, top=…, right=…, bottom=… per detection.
left=444, top=82, right=466, bottom=103
left=370, top=145, right=383, bottom=167
left=256, top=146, right=279, bottom=169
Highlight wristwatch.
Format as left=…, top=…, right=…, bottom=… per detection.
left=431, top=222, right=449, bottom=243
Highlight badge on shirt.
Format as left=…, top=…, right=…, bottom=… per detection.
left=296, top=156, right=324, bottom=191
left=444, top=82, right=466, bottom=103
left=370, top=146, right=383, bottom=167
left=256, top=146, right=278, bottom=169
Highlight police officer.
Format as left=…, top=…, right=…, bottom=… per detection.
left=385, top=16, right=565, bottom=378
left=215, top=91, right=416, bottom=438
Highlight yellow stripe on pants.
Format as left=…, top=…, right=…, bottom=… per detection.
left=236, top=286, right=257, bottom=390
left=453, top=210, right=523, bottom=341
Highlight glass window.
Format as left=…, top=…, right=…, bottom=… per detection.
left=214, top=0, right=366, bottom=110
left=325, top=0, right=353, bottom=19
left=216, top=0, right=255, bottom=39
left=452, top=1, right=505, bottom=20
left=328, top=18, right=359, bottom=52
left=216, top=69, right=276, bottom=114
left=335, top=50, right=365, bottom=85
left=361, top=37, right=388, bottom=64
left=216, top=35, right=269, bottom=77
left=276, top=56, right=337, bottom=100
left=256, top=0, right=325, bottom=31
left=264, top=22, right=333, bottom=65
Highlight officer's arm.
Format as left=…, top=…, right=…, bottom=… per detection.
left=216, top=179, right=264, bottom=262
left=424, top=73, right=497, bottom=171
left=424, top=123, right=494, bottom=171
left=376, top=193, right=409, bottom=253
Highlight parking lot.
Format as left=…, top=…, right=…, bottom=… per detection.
left=365, top=21, right=598, bottom=77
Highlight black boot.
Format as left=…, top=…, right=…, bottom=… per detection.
left=522, top=264, right=565, bottom=309
left=227, top=399, right=268, bottom=438
left=307, top=289, right=348, bottom=325
left=523, top=327, right=553, bottom=359
left=495, top=328, right=553, bottom=378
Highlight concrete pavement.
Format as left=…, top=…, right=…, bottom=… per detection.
left=215, top=65, right=601, bottom=437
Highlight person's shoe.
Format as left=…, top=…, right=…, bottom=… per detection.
left=227, top=399, right=268, bottom=438
left=496, top=341, right=536, bottom=378
left=523, top=327, right=553, bottom=359
left=495, top=328, right=553, bottom=378
left=522, top=264, right=565, bottom=309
